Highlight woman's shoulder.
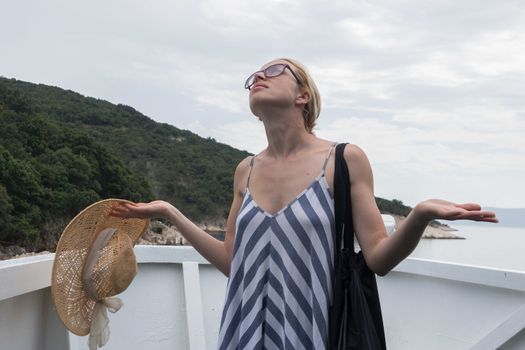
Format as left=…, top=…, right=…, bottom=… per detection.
left=234, top=155, right=253, bottom=174
left=231, top=156, right=254, bottom=194
left=340, top=143, right=373, bottom=180
left=341, top=142, right=367, bottom=160
left=322, top=139, right=367, bottom=160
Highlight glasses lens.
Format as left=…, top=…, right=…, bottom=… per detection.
left=245, top=73, right=256, bottom=89
left=264, top=64, right=286, bottom=77
left=244, top=64, right=290, bottom=89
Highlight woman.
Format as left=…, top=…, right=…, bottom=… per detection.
left=111, top=58, right=498, bottom=349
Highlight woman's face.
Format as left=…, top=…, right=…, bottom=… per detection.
left=247, top=60, right=303, bottom=116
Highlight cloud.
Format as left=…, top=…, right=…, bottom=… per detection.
left=317, top=117, right=524, bottom=206
left=1, top=0, right=524, bottom=206
left=184, top=119, right=267, bottom=154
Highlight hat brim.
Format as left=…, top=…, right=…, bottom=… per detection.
left=51, top=199, right=149, bottom=335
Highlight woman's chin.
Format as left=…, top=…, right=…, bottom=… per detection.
left=249, top=97, right=268, bottom=115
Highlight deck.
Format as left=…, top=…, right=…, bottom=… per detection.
left=1, top=245, right=524, bottom=349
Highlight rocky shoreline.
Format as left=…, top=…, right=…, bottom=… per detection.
left=136, top=220, right=226, bottom=246
left=0, top=220, right=225, bottom=260
left=392, top=215, right=464, bottom=239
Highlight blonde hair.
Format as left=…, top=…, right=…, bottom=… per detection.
left=279, top=58, right=321, bottom=134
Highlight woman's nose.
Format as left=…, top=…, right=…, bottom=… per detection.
left=253, top=71, right=266, bottom=82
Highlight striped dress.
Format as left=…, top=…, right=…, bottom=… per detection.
left=217, top=144, right=336, bottom=349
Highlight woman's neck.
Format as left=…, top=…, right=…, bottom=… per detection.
left=261, top=111, right=315, bottom=159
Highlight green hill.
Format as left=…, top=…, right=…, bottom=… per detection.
left=0, top=76, right=414, bottom=252
left=0, top=77, right=250, bottom=250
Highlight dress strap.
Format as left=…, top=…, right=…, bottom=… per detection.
left=322, top=142, right=338, bottom=171
left=246, top=155, right=256, bottom=189
left=248, top=144, right=336, bottom=188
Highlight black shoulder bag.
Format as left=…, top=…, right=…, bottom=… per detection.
left=329, top=143, right=387, bottom=350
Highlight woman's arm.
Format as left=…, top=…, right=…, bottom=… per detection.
left=344, top=145, right=497, bottom=276
left=110, top=156, right=251, bottom=277
left=222, top=156, right=252, bottom=275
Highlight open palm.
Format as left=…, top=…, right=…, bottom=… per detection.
left=110, top=200, right=169, bottom=220
left=416, top=199, right=498, bottom=223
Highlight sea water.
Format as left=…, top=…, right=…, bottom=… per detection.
left=409, top=224, right=525, bottom=271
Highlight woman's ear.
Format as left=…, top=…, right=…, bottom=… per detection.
left=296, top=90, right=310, bottom=107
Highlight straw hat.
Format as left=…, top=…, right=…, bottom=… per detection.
left=51, top=199, right=149, bottom=348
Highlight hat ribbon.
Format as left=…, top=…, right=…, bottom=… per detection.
left=88, top=297, right=123, bottom=350
left=82, top=228, right=124, bottom=350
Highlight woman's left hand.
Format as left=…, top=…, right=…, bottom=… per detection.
left=413, top=199, right=499, bottom=223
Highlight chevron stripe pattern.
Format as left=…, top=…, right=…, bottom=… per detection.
left=217, top=171, right=336, bottom=350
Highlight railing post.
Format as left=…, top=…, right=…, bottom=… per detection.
left=67, top=331, right=82, bottom=350
left=182, top=261, right=207, bottom=350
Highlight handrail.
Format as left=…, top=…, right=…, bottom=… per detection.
left=1, top=246, right=524, bottom=302
left=392, top=257, right=525, bottom=292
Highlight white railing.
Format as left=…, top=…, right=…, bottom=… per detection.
left=1, top=246, right=524, bottom=350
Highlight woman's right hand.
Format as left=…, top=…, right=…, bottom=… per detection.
left=110, top=200, right=172, bottom=220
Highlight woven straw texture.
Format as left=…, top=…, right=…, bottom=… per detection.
left=51, top=199, right=149, bottom=336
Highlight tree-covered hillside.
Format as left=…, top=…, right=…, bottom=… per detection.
left=0, top=77, right=249, bottom=249
left=0, top=84, right=152, bottom=248
left=0, top=76, right=415, bottom=253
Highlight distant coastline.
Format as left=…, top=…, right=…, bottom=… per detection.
left=3, top=208, right=521, bottom=260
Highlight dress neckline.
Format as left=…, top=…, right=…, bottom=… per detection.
left=244, top=170, right=332, bottom=218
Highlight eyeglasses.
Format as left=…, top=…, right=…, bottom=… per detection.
left=244, top=63, right=302, bottom=90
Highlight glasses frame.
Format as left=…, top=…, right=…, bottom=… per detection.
left=244, top=63, right=302, bottom=90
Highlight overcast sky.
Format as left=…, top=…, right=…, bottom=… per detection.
left=1, top=0, right=524, bottom=208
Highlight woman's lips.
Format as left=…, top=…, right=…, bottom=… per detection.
left=252, top=83, right=268, bottom=90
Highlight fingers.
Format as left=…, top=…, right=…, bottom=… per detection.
left=108, top=200, right=167, bottom=220
left=455, top=203, right=482, bottom=211
left=109, top=202, right=138, bottom=218
left=454, top=203, right=498, bottom=222
left=476, top=212, right=498, bottom=223
left=469, top=217, right=499, bottom=223
left=108, top=206, right=127, bottom=218
left=457, top=210, right=498, bottom=223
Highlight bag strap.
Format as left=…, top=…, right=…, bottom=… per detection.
left=331, top=143, right=387, bottom=350
left=334, top=143, right=356, bottom=260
